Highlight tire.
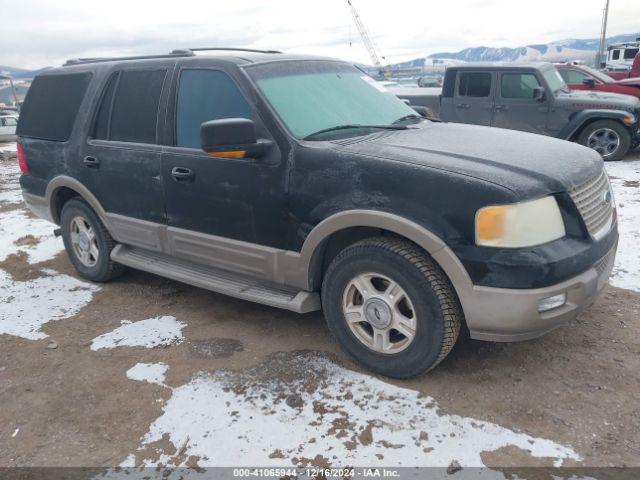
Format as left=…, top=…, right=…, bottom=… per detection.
left=60, top=198, right=125, bottom=282
left=578, top=120, right=631, bottom=161
left=321, top=237, right=462, bottom=378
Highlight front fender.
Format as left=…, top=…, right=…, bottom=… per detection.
left=558, top=109, right=635, bottom=140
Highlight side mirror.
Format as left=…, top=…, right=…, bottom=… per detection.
left=200, top=118, right=270, bottom=158
left=532, top=86, right=546, bottom=102
left=582, top=78, right=597, bottom=88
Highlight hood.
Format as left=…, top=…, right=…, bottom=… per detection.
left=557, top=89, right=640, bottom=112
left=334, top=122, right=603, bottom=199
left=616, top=77, right=640, bottom=88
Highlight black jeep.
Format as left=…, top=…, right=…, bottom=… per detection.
left=17, top=49, right=618, bottom=378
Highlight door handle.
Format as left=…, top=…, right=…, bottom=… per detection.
left=495, top=104, right=510, bottom=112
left=83, top=156, right=100, bottom=168
left=456, top=103, right=470, bottom=109
left=171, top=166, right=194, bottom=182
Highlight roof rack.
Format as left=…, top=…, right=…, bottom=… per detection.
left=173, top=47, right=282, bottom=54
left=63, top=47, right=281, bottom=66
left=64, top=51, right=194, bottom=66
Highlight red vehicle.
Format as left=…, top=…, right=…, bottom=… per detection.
left=556, top=63, right=640, bottom=100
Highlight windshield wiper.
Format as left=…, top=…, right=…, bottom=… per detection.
left=303, top=124, right=409, bottom=140
left=392, top=114, right=423, bottom=124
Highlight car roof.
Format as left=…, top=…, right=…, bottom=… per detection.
left=448, top=62, right=553, bottom=71
left=54, top=49, right=340, bottom=71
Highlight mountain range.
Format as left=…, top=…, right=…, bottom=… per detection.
left=393, top=32, right=640, bottom=69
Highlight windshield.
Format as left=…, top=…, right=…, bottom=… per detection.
left=542, top=67, right=568, bottom=93
left=580, top=66, right=616, bottom=83
left=247, top=61, right=418, bottom=140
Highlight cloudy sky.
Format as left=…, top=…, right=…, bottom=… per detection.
left=2, top=0, right=639, bottom=69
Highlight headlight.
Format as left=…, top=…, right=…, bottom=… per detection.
left=475, top=196, right=565, bottom=248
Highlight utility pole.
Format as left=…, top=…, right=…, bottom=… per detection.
left=598, top=0, right=610, bottom=67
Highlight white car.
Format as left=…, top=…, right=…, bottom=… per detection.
left=0, top=115, right=18, bottom=142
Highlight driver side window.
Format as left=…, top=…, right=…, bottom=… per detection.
left=500, top=73, right=541, bottom=99
left=176, top=69, right=252, bottom=149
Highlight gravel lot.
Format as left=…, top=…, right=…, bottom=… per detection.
left=1, top=142, right=639, bottom=477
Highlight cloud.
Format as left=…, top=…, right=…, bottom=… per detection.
left=2, top=0, right=639, bottom=68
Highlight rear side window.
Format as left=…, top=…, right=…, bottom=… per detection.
left=176, top=69, right=252, bottom=148
left=611, top=50, right=620, bottom=60
left=500, top=73, right=541, bottom=99
left=457, top=72, right=491, bottom=97
left=92, top=73, right=119, bottom=140
left=17, top=73, right=91, bottom=141
left=109, top=70, right=166, bottom=143
left=624, top=48, right=639, bottom=60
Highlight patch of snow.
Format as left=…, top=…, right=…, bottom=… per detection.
left=606, top=160, right=640, bottom=292
left=0, top=158, right=22, bottom=205
left=0, top=209, right=63, bottom=264
left=127, top=362, right=168, bottom=386
left=0, top=142, right=17, bottom=152
left=125, top=353, right=580, bottom=468
left=90, top=316, right=186, bottom=350
left=0, top=268, right=99, bottom=340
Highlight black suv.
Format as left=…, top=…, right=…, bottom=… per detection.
left=17, top=49, right=618, bottom=378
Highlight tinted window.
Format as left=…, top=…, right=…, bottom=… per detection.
left=612, top=50, right=620, bottom=60
left=92, top=73, right=119, bottom=140
left=110, top=69, right=166, bottom=144
left=458, top=72, right=491, bottom=97
left=501, top=73, right=541, bottom=98
left=16, top=73, right=91, bottom=141
left=176, top=69, right=252, bottom=148
left=624, top=48, right=639, bottom=60
left=559, top=69, right=590, bottom=85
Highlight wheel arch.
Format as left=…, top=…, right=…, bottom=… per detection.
left=293, top=210, right=474, bottom=300
left=46, top=176, right=108, bottom=226
left=562, top=110, right=633, bottom=141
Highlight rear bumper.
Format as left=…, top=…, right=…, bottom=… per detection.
left=466, top=241, right=617, bottom=342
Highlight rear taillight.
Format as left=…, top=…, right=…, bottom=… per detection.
left=17, top=144, right=30, bottom=175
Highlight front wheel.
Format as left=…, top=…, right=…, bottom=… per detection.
left=578, top=120, right=631, bottom=161
left=321, top=237, right=462, bottom=378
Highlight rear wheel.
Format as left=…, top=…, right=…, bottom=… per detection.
left=321, top=237, right=462, bottom=378
left=578, top=120, right=630, bottom=161
left=60, top=198, right=125, bottom=282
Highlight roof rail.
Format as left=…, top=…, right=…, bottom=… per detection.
left=63, top=51, right=195, bottom=66
left=172, top=47, right=282, bottom=55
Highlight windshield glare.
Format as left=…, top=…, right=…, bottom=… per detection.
left=248, top=62, right=417, bottom=140
left=542, top=67, right=568, bottom=93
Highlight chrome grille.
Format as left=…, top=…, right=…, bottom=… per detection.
left=569, top=170, right=613, bottom=238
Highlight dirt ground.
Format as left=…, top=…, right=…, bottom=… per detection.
left=1, top=147, right=639, bottom=476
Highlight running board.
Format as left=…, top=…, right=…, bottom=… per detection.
left=111, top=245, right=321, bottom=313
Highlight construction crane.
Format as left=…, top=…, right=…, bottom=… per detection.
left=346, top=0, right=385, bottom=68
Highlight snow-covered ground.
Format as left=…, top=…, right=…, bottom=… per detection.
left=90, top=316, right=186, bottom=350
left=122, top=353, right=580, bottom=469
left=0, top=268, right=98, bottom=339
left=605, top=161, right=640, bottom=291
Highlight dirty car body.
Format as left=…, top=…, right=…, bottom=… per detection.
left=17, top=51, right=618, bottom=377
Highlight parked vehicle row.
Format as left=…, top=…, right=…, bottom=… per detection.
left=391, top=62, right=640, bottom=161
left=17, top=49, right=618, bottom=377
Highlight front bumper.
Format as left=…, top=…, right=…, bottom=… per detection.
left=466, top=241, right=617, bottom=342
